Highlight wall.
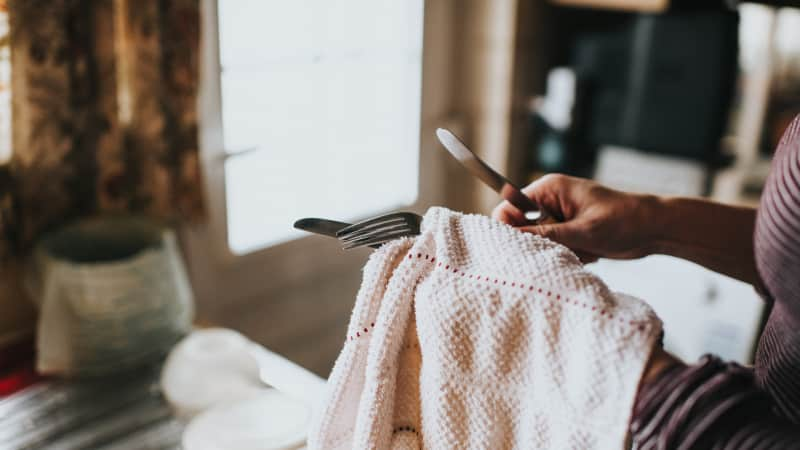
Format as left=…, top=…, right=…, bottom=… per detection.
left=446, top=0, right=548, bottom=215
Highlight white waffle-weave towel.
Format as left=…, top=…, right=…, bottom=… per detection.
left=309, top=207, right=662, bottom=449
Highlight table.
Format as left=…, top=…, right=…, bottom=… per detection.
left=0, top=365, right=184, bottom=449
left=0, top=337, right=327, bottom=450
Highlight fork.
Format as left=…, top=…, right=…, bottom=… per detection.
left=336, top=212, right=422, bottom=250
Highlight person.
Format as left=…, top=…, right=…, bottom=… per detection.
left=492, top=115, right=800, bottom=448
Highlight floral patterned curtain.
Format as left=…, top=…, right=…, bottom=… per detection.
left=0, top=0, right=204, bottom=262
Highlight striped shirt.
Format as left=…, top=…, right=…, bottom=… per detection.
left=631, top=115, right=800, bottom=449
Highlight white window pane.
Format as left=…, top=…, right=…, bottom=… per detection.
left=0, top=8, right=11, bottom=164
left=219, top=0, right=424, bottom=254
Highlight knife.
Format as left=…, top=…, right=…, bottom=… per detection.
left=436, top=128, right=554, bottom=223
left=293, top=218, right=380, bottom=248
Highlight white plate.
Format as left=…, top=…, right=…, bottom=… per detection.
left=182, top=389, right=310, bottom=450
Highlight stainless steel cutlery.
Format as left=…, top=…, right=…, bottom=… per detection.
left=293, top=212, right=421, bottom=250
left=336, top=212, right=422, bottom=250
left=293, top=218, right=354, bottom=241
left=435, top=128, right=551, bottom=222
left=294, top=127, right=552, bottom=249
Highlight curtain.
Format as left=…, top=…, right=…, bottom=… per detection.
left=0, top=0, right=204, bottom=262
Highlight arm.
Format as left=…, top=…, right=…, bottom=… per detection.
left=494, top=175, right=800, bottom=447
left=492, top=174, right=759, bottom=285
left=651, top=197, right=759, bottom=286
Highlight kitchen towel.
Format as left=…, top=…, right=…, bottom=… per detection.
left=309, top=207, right=662, bottom=449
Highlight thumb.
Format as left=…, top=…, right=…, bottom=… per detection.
left=518, top=222, right=584, bottom=249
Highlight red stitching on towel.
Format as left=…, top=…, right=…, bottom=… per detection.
left=411, top=253, right=648, bottom=332
left=346, top=252, right=649, bottom=342
left=347, top=321, right=379, bottom=341
left=392, top=425, right=420, bottom=436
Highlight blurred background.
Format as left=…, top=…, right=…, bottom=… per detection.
left=1, top=0, right=800, bottom=447
left=0, top=1, right=799, bottom=445
left=184, top=0, right=800, bottom=374
left=2, top=0, right=800, bottom=375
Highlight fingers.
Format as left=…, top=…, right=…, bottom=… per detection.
left=517, top=221, right=591, bottom=251
left=491, top=200, right=527, bottom=225
left=518, top=222, right=599, bottom=263
left=518, top=222, right=573, bottom=245
left=521, top=174, right=572, bottom=217
left=573, top=251, right=599, bottom=265
left=492, top=174, right=573, bottom=225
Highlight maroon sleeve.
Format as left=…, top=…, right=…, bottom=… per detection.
left=752, top=114, right=800, bottom=423
left=630, top=355, right=800, bottom=449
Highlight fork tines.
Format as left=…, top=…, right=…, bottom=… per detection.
left=336, top=212, right=422, bottom=250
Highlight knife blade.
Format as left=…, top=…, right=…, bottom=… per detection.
left=293, top=218, right=380, bottom=248
left=435, top=128, right=552, bottom=222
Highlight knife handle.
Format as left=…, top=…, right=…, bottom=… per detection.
left=500, top=184, right=559, bottom=225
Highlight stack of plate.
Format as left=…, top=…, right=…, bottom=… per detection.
left=162, top=329, right=314, bottom=450
left=182, top=389, right=310, bottom=450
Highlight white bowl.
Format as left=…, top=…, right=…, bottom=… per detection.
left=161, top=328, right=264, bottom=418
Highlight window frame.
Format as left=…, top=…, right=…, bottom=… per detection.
left=183, top=0, right=458, bottom=305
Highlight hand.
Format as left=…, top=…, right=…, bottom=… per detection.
left=492, top=174, right=660, bottom=263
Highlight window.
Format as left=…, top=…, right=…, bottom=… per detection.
left=217, top=0, right=425, bottom=254
left=0, top=1, right=10, bottom=164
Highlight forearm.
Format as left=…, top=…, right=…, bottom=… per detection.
left=647, top=196, right=759, bottom=285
